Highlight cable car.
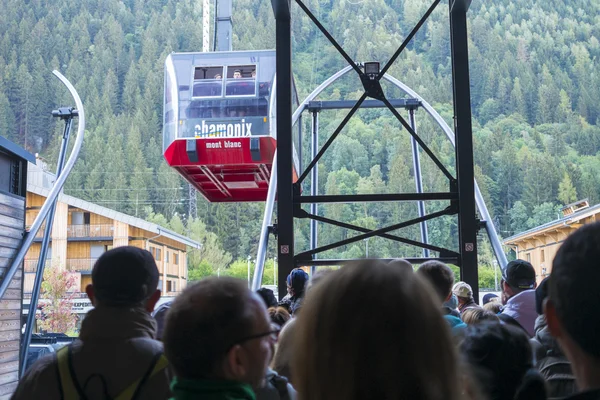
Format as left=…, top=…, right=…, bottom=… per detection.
left=163, top=50, right=298, bottom=202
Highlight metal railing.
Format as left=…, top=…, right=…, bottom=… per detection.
left=24, top=259, right=51, bottom=273
left=67, top=224, right=113, bottom=238
left=67, top=259, right=98, bottom=272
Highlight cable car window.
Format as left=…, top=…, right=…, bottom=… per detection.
left=226, top=65, right=256, bottom=96
left=193, top=66, right=224, bottom=97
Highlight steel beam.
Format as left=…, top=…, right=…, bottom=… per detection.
left=408, top=109, right=430, bottom=257
left=272, top=0, right=294, bottom=300
left=306, top=98, right=419, bottom=111
left=449, top=0, right=479, bottom=301
left=310, top=111, right=319, bottom=274
left=299, top=258, right=459, bottom=267
left=295, top=192, right=457, bottom=203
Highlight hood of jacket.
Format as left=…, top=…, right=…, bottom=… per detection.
left=79, top=305, right=157, bottom=341
left=502, top=289, right=537, bottom=337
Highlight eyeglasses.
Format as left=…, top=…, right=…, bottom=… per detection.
left=235, top=324, right=280, bottom=345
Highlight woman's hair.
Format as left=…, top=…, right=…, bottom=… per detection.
left=462, top=307, right=499, bottom=325
left=268, top=306, right=291, bottom=328
left=460, top=322, right=547, bottom=400
left=292, top=260, right=461, bottom=400
left=483, top=299, right=502, bottom=314
left=271, top=317, right=296, bottom=383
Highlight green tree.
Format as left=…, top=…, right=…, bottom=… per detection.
left=558, top=172, right=577, bottom=205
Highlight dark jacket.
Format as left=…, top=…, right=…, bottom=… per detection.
left=563, top=390, right=600, bottom=400
left=458, top=298, right=481, bottom=314
left=531, top=315, right=577, bottom=399
left=12, top=306, right=172, bottom=400
left=254, top=369, right=296, bottom=400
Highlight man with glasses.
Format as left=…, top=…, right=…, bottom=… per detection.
left=163, top=277, right=277, bottom=400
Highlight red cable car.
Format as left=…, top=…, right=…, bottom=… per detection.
left=163, top=50, right=298, bottom=202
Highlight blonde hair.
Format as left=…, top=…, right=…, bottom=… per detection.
left=462, top=307, right=499, bottom=325
left=483, top=299, right=502, bottom=314
left=293, top=260, right=461, bottom=400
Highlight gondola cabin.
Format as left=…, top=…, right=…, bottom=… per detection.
left=163, top=50, right=298, bottom=202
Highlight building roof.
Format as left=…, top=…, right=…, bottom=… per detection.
left=503, top=202, right=600, bottom=244
left=27, top=162, right=200, bottom=249
left=0, top=136, right=36, bottom=163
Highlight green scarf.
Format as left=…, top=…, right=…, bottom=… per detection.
left=170, top=377, right=256, bottom=400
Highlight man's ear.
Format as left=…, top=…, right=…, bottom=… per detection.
left=86, top=284, right=95, bottom=305
left=224, top=345, right=247, bottom=380
left=145, top=289, right=161, bottom=313
left=544, top=298, right=563, bottom=339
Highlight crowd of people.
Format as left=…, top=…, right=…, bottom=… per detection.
left=12, top=221, right=600, bottom=400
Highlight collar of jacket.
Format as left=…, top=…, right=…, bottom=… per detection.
left=79, top=305, right=157, bottom=341
left=170, top=377, right=256, bottom=400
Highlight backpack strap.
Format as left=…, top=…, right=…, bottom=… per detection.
left=56, top=345, right=88, bottom=400
left=115, top=353, right=169, bottom=400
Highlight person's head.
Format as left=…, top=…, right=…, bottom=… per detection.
left=304, top=268, right=335, bottom=295
left=256, top=288, right=277, bottom=308
left=251, top=70, right=256, bottom=78
left=293, top=260, right=460, bottom=400
left=86, top=246, right=160, bottom=312
left=271, top=316, right=296, bottom=383
left=444, top=293, right=459, bottom=310
left=163, top=277, right=275, bottom=388
left=286, top=268, right=309, bottom=298
left=453, top=281, right=474, bottom=305
left=461, top=308, right=499, bottom=325
left=388, top=258, right=414, bottom=272
left=483, top=300, right=502, bottom=315
left=460, top=322, right=547, bottom=400
left=417, top=261, right=455, bottom=304
left=546, top=223, right=600, bottom=387
left=501, top=260, right=536, bottom=305
left=483, top=293, right=499, bottom=305
left=268, top=306, right=290, bottom=328
left=214, top=73, right=222, bottom=79
left=535, top=276, right=550, bottom=316
left=233, top=69, right=242, bottom=78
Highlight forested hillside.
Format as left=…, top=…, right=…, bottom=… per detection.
left=1, top=0, right=599, bottom=283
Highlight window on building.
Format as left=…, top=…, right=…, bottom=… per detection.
left=156, top=248, right=162, bottom=261
left=526, top=253, right=531, bottom=262
left=165, top=251, right=169, bottom=263
left=541, top=249, right=545, bottom=263
left=174, top=253, right=179, bottom=265
left=166, top=280, right=173, bottom=292
left=84, top=212, right=91, bottom=225
left=72, top=211, right=84, bottom=225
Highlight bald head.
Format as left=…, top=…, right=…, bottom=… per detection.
left=163, top=277, right=270, bottom=381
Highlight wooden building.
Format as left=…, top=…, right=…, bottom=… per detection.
left=23, top=160, right=200, bottom=323
left=0, top=136, right=35, bottom=398
left=503, top=199, right=600, bottom=283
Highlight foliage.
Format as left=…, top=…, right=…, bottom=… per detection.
left=37, top=266, right=78, bottom=335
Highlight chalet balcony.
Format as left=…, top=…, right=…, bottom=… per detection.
left=24, top=259, right=50, bottom=272
left=67, top=224, right=113, bottom=238
left=67, top=258, right=98, bottom=272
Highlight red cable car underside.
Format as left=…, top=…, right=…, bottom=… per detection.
left=164, top=136, right=297, bottom=202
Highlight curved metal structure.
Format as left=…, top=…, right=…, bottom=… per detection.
left=0, top=70, right=85, bottom=301
left=252, top=66, right=507, bottom=289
